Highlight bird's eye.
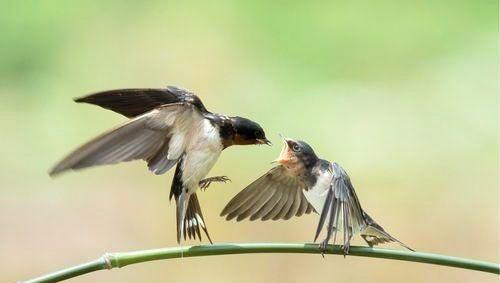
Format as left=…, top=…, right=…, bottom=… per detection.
left=292, top=144, right=301, bottom=152
left=254, top=130, right=262, bottom=138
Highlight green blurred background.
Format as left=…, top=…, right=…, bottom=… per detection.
left=1, top=1, right=498, bottom=282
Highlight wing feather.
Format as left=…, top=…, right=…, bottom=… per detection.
left=273, top=186, right=296, bottom=220
left=221, top=173, right=270, bottom=217
left=284, top=188, right=301, bottom=220
left=296, top=192, right=312, bottom=216
left=315, top=162, right=365, bottom=250
left=224, top=184, right=268, bottom=220
left=235, top=184, right=276, bottom=221
left=222, top=166, right=312, bottom=222
left=49, top=103, right=203, bottom=176
left=74, top=86, right=207, bottom=118
left=261, top=190, right=289, bottom=221
left=249, top=188, right=283, bottom=220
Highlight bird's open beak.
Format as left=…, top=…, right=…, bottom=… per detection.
left=271, top=136, right=291, bottom=164
left=257, top=138, right=272, bottom=146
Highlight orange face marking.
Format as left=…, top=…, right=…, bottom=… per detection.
left=232, top=134, right=255, bottom=145
left=274, top=140, right=304, bottom=175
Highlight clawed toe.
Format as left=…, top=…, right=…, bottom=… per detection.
left=341, top=244, right=350, bottom=256
left=199, top=180, right=209, bottom=190
left=319, top=241, right=328, bottom=257
left=199, top=176, right=231, bottom=190
left=217, top=176, right=231, bottom=183
left=319, top=240, right=349, bottom=257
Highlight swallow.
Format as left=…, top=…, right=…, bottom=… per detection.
left=221, top=137, right=413, bottom=255
left=49, top=86, right=270, bottom=243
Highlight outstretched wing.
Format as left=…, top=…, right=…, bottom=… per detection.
left=74, top=86, right=208, bottom=118
left=221, top=166, right=314, bottom=221
left=314, top=162, right=365, bottom=247
left=49, top=103, right=205, bottom=176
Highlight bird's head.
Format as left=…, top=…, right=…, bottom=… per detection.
left=229, top=116, right=271, bottom=146
left=273, top=137, right=318, bottom=171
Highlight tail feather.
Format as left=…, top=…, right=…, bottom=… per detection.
left=177, top=193, right=212, bottom=244
left=176, top=193, right=189, bottom=244
left=362, top=229, right=415, bottom=251
left=190, top=193, right=212, bottom=243
left=361, top=212, right=414, bottom=251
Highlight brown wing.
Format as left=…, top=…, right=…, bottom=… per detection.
left=221, top=166, right=314, bottom=222
left=49, top=103, right=203, bottom=176
left=74, top=86, right=208, bottom=118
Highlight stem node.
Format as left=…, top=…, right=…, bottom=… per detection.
left=101, top=253, right=114, bottom=270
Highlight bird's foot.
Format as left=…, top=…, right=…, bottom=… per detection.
left=341, top=243, right=350, bottom=256
left=199, top=176, right=231, bottom=190
left=319, top=240, right=329, bottom=258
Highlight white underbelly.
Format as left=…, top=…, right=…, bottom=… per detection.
left=302, top=170, right=332, bottom=214
left=183, top=148, right=221, bottom=189
left=303, top=169, right=363, bottom=234
left=182, top=119, right=223, bottom=189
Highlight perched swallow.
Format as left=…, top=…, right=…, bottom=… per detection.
left=221, top=137, right=413, bottom=255
left=49, top=86, right=270, bottom=243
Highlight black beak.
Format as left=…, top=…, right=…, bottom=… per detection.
left=257, top=138, right=272, bottom=146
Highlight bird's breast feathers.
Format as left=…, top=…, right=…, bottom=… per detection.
left=302, top=167, right=332, bottom=214
left=181, top=119, right=224, bottom=188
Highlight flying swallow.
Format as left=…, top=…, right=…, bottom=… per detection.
left=49, top=86, right=270, bottom=243
left=221, top=137, right=413, bottom=255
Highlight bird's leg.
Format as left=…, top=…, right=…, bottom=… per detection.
left=341, top=228, right=353, bottom=256
left=342, top=239, right=351, bottom=256
left=319, top=206, right=338, bottom=258
left=319, top=239, right=329, bottom=257
left=319, top=227, right=334, bottom=257
left=199, top=176, right=231, bottom=191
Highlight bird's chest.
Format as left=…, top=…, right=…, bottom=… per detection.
left=302, top=169, right=332, bottom=214
left=182, top=120, right=223, bottom=188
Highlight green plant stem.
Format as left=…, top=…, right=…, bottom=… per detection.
left=21, top=243, right=499, bottom=283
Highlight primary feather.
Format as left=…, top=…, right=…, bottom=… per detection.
left=49, top=103, right=202, bottom=176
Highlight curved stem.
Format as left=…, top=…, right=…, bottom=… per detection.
left=21, top=243, right=499, bottom=283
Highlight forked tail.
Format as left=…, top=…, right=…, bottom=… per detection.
left=361, top=211, right=414, bottom=251
left=176, top=193, right=212, bottom=244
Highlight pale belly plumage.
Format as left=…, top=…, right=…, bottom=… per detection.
left=181, top=119, right=223, bottom=190
left=302, top=169, right=332, bottom=214
left=303, top=167, right=363, bottom=234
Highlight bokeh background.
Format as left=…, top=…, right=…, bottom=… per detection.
left=1, top=1, right=498, bottom=282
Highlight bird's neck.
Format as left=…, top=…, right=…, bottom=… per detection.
left=211, top=115, right=236, bottom=149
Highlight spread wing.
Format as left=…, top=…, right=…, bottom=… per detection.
left=74, top=86, right=208, bottom=118
left=49, top=103, right=206, bottom=176
left=314, top=162, right=366, bottom=247
left=221, top=166, right=314, bottom=221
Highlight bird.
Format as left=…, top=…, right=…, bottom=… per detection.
left=221, top=137, right=413, bottom=255
left=49, top=86, right=271, bottom=244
